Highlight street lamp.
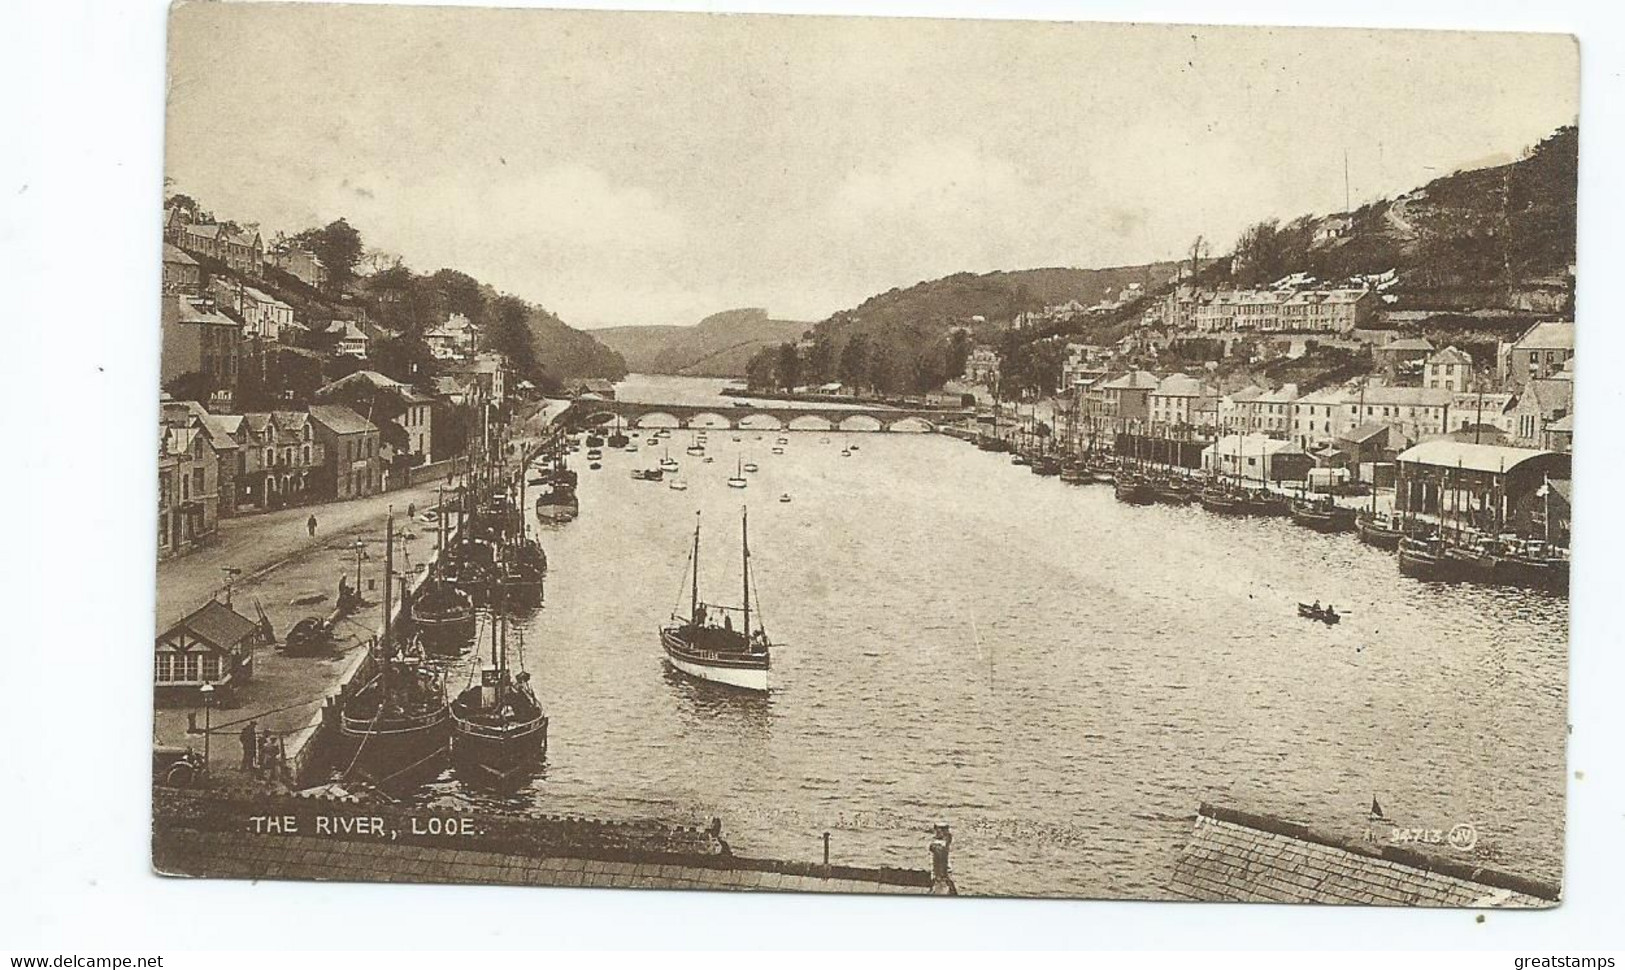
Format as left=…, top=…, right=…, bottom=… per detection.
left=198, top=683, right=215, bottom=773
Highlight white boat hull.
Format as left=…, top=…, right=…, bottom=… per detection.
left=665, top=652, right=769, bottom=691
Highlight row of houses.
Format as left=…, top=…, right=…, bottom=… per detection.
left=1063, top=357, right=1573, bottom=458
left=156, top=365, right=464, bottom=558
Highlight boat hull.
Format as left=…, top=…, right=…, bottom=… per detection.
left=535, top=499, right=579, bottom=522
left=413, top=610, right=477, bottom=655
left=335, top=713, right=451, bottom=786
left=1355, top=518, right=1403, bottom=551
left=451, top=715, right=548, bottom=783
left=1290, top=506, right=1355, bottom=533
left=1398, top=542, right=1449, bottom=580
left=660, top=629, right=769, bottom=692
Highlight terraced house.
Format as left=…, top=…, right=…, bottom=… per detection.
left=309, top=404, right=382, bottom=500
left=233, top=411, right=322, bottom=510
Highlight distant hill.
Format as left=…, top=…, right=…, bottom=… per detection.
left=595, top=308, right=810, bottom=377
left=526, top=307, right=628, bottom=382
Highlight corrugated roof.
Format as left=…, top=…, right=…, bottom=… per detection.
left=1396, top=440, right=1561, bottom=474
left=1168, top=804, right=1557, bottom=907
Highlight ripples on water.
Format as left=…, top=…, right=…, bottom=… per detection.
left=411, top=376, right=1567, bottom=899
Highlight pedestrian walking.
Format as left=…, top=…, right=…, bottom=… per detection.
left=307, top=514, right=318, bottom=537
left=408, top=502, right=416, bottom=519
left=239, top=721, right=258, bottom=770
left=258, top=732, right=277, bottom=778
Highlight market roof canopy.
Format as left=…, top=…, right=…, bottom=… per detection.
left=1396, top=440, right=1568, bottom=476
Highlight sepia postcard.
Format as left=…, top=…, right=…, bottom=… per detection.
left=152, top=3, right=1577, bottom=904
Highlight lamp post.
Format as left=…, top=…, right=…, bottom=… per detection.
left=198, top=683, right=215, bottom=773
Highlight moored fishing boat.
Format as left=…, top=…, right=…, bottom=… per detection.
left=1355, top=511, right=1405, bottom=551
left=1151, top=477, right=1194, bottom=505
left=659, top=510, right=772, bottom=692
left=534, top=481, right=579, bottom=522
left=1032, top=455, right=1062, bottom=476
left=1199, top=484, right=1246, bottom=515
left=632, top=467, right=664, bottom=481
left=1114, top=473, right=1155, bottom=505
left=451, top=601, right=547, bottom=784
left=337, top=516, right=450, bottom=786
left=1289, top=496, right=1355, bottom=532
left=1398, top=534, right=1449, bottom=580
left=410, top=578, right=477, bottom=655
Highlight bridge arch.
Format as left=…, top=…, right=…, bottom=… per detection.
left=885, top=416, right=934, bottom=433
left=738, top=413, right=785, bottom=431
left=579, top=411, right=619, bottom=428
left=631, top=411, right=680, bottom=429
left=685, top=412, right=732, bottom=430
left=838, top=414, right=883, bottom=433
left=787, top=414, right=834, bottom=432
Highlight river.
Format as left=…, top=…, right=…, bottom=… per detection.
left=415, top=374, right=1568, bottom=899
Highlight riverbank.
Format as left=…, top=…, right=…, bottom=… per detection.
left=154, top=482, right=450, bottom=788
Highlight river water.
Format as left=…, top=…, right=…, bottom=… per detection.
left=418, top=374, right=1568, bottom=899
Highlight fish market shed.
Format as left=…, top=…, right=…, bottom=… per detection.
left=1394, top=440, right=1570, bottom=536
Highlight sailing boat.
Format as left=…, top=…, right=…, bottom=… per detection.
left=607, top=417, right=629, bottom=449
left=658, top=444, right=680, bottom=473
left=450, top=591, right=548, bottom=782
left=727, top=455, right=748, bottom=488
left=660, top=510, right=771, bottom=692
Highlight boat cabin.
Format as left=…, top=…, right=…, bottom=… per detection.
left=155, top=599, right=261, bottom=702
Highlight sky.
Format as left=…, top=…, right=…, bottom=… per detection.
left=165, top=5, right=1577, bottom=329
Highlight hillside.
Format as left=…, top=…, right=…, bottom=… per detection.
left=596, top=308, right=810, bottom=377
left=525, top=306, right=629, bottom=382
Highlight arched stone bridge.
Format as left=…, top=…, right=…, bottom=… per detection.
left=561, top=397, right=973, bottom=433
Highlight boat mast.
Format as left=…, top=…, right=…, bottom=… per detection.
left=691, top=512, right=701, bottom=624
left=382, top=513, right=395, bottom=647
left=742, top=508, right=751, bottom=639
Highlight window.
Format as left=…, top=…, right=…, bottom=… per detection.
left=155, top=652, right=175, bottom=683
left=183, top=653, right=202, bottom=682
left=203, top=655, right=222, bottom=681
left=265, top=447, right=274, bottom=467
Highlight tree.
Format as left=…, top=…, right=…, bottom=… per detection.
left=487, top=294, right=543, bottom=384
left=804, top=334, right=835, bottom=385
left=162, top=371, right=214, bottom=404
left=293, top=218, right=364, bottom=294
left=946, top=328, right=973, bottom=380
left=430, top=268, right=486, bottom=323
left=371, top=332, right=439, bottom=386
left=775, top=342, right=801, bottom=391
left=745, top=346, right=777, bottom=391
left=838, top=333, right=870, bottom=391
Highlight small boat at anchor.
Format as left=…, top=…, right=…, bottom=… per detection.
left=668, top=479, right=688, bottom=491
left=632, top=467, right=664, bottom=481
left=727, top=456, right=748, bottom=489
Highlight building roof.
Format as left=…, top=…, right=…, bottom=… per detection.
left=1546, top=414, right=1574, bottom=433
left=1396, top=440, right=1562, bottom=474
left=1168, top=803, right=1557, bottom=907
left=1102, top=370, right=1160, bottom=391
left=1427, top=346, right=1474, bottom=366
left=172, top=296, right=239, bottom=328
left=1338, top=421, right=1391, bottom=445
left=1512, top=321, right=1575, bottom=352
left=163, top=599, right=260, bottom=651
left=1359, top=385, right=1454, bottom=408
left=1205, top=434, right=1306, bottom=458
left=162, top=242, right=198, bottom=266
left=1383, top=337, right=1436, bottom=353
left=1152, top=373, right=1209, bottom=398
left=1520, top=378, right=1574, bottom=416
left=308, top=403, right=377, bottom=437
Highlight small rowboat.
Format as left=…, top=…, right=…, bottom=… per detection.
left=1297, top=603, right=1341, bottom=625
